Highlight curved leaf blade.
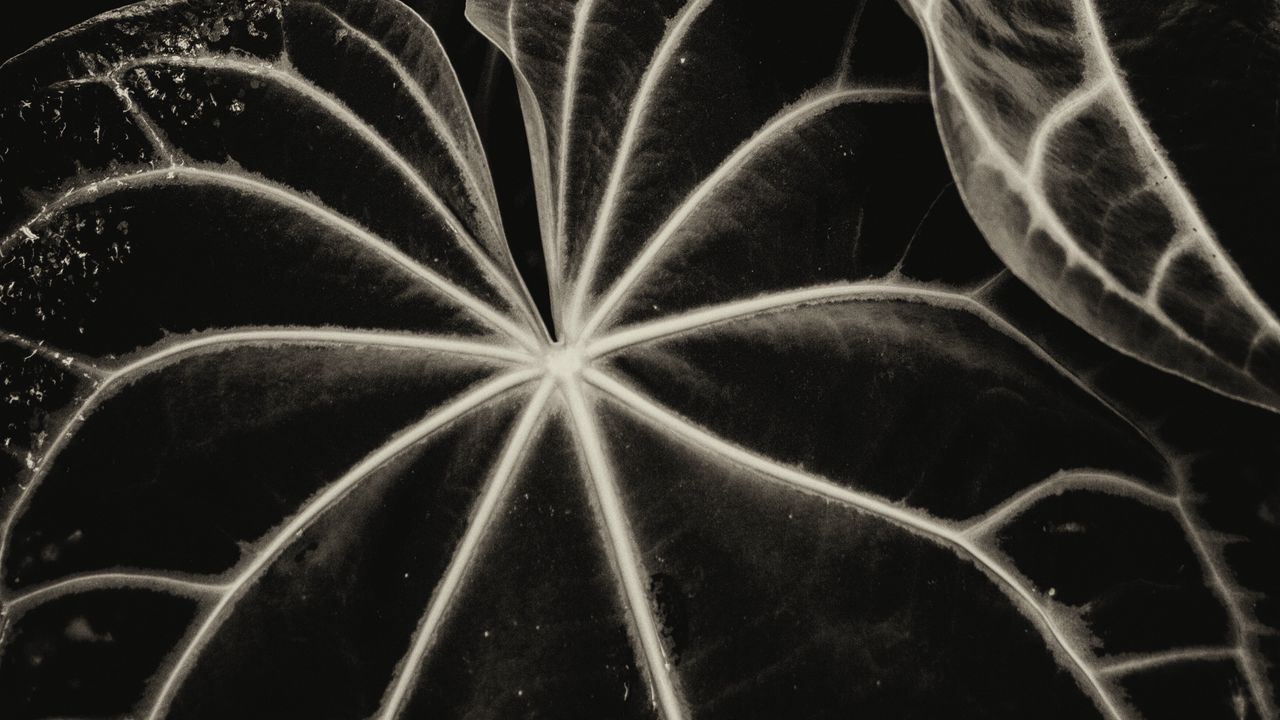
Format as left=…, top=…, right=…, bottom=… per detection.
left=908, top=0, right=1280, bottom=412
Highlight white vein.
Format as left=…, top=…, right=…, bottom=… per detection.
left=1024, top=79, right=1108, bottom=182
left=590, top=278, right=1273, bottom=717
left=563, top=378, right=687, bottom=719
left=1073, top=0, right=1280, bottom=342
left=586, top=367, right=1127, bottom=720
left=577, top=86, right=929, bottom=341
left=0, top=328, right=530, bottom=572
left=968, top=469, right=1269, bottom=704
left=55, top=53, right=537, bottom=334
left=585, top=278, right=1158, bottom=506
left=106, top=73, right=175, bottom=165
left=144, top=367, right=540, bottom=720
left=920, top=2, right=1197, bottom=344
left=13, top=164, right=538, bottom=350
left=554, top=0, right=599, bottom=275
left=586, top=281, right=1082, bottom=400
left=565, top=0, right=714, bottom=337
left=3, top=570, right=225, bottom=614
left=1, top=332, right=101, bottom=379
left=375, top=377, right=554, bottom=720
left=301, top=1, right=546, bottom=336
left=1098, top=646, right=1241, bottom=678
left=920, top=0, right=1280, bottom=404
left=833, top=0, right=869, bottom=87
left=465, top=0, right=566, bottom=319
left=962, top=468, right=1175, bottom=539
left=305, top=2, right=507, bottom=242
left=962, top=464, right=1265, bottom=703
left=585, top=279, right=1162, bottom=522
left=1168, top=463, right=1274, bottom=718
left=1145, top=238, right=1193, bottom=303
left=921, top=4, right=1279, bottom=702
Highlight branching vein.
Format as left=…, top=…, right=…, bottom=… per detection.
left=586, top=367, right=1128, bottom=720
left=1, top=331, right=102, bottom=379
left=565, top=0, right=714, bottom=335
left=50, top=52, right=538, bottom=334
left=1098, top=647, right=1240, bottom=678
left=11, top=164, right=538, bottom=350
left=142, top=368, right=540, bottom=719
left=375, top=378, right=555, bottom=720
left=920, top=0, right=1280, bottom=400
left=577, top=85, right=928, bottom=340
left=302, top=2, right=507, bottom=242
left=962, top=468, right=1175, bottom=539
left=0, top=328, right=532, bottom=573
left=555, top=0, right=599, bottom=273
left=563, top=378, right=688, bottom=719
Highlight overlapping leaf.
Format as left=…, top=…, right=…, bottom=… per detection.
left=907, top=0, right=1280, bottom=413
left=0, top=0, right=1276, bottom=718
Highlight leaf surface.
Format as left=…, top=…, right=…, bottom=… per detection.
left=1, top=1, right=1277, bottom=718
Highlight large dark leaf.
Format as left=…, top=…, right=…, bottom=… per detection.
left=907, top=0, right=1280, bottom=412
left=1, top=0, right=1276, bottom=718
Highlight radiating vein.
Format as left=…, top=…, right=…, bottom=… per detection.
left=577, top=85, right=929, bottom=340
left=298, top=2, right=545, bottom=334
left=12, top=164, right=537, bottom=350
left=3, top=570, right=226, bottom=614
left=375, top=377, right=554, bottom=720
left=586, top=367, right=1128, bottom=720
left=586, top=280, right=1088, bottom=414
left=465, top=0, right=566, bottom=320
left=597, top=279, right=1273, bottom=718
left=555, top=0, right=599, bottom=270
left=563, top=378, right=688, bottom=720
left=565, top=0, right=713, bottom=336
left=303, top=2, right=506, bottom=240
left=0, top=327, right=531, bottom=572
left=593, top=278, right=1146, bottom=453
left=143, top=368, right=540, bottom=720
left=53, top=53, right=536, bottom=332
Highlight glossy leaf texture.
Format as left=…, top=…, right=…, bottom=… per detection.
left=1, top=1, right=1278, bottom=719
left=906, top=0, right=1280, bottom=412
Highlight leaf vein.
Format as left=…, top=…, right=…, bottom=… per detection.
left=142, top=368, right=541, bottom=720
left=577, top=85, right=929, bottom=341
left=565, top=378, right=689, bottom=719
left=374, top=378, right=555, bottom=720
left=587, top=367, right=1129, bottom=720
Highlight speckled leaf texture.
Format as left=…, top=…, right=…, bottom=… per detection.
left=0, top=1, right=1277, bottom=719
